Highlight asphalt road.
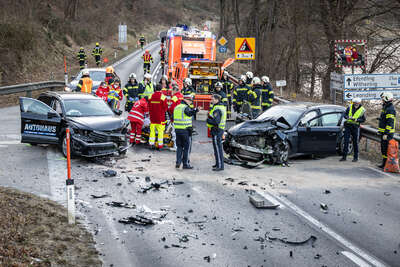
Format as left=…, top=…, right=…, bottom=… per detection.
left=0, top=41, right=399, bottom=267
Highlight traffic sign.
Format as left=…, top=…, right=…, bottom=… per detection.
left=276, top=80, right=287, bottom=87
left=218, top=45, right=227, bottom=53
left=330, top=72, right=343, bottom=91
left=218, top=36, right=228, bottom=46
left=344, top=73, right=400, bottom=89
left=235, top=37, right=255, bottom=60
left=343, top=89, right=400, bottom=101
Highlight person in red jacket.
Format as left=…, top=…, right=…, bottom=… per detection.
left=127, top=97, right=149, bottom=144
left=96, top=81, right=109, bottom=102
left=111, top=79, right=123, bottom=101
left=148, top=85, right=168, bottom=149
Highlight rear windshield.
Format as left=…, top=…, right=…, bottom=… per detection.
left=256, top=105, right=304, bottom=127
left=76, top=71, right=106, bottom=82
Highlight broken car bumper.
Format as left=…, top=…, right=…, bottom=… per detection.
left=72, top=135, right=128, bottom=157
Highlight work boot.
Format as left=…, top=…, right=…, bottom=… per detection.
left=212, top=167, right=224, bottom=171
left=212, top=164, right=217, bottom=168
left=183, top=165, right=193, bottom=170
left=352, top=158, right=358, bottom=162
left=339, top=157, right=346, bottom=162
left=378, top=159, right=387, bottom=169
left=175, top=163, right=180, bottom=169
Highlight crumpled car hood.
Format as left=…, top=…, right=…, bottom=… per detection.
left=68, top=116, right=126, bottom=132
left=228, top=116, right=291, bottom=136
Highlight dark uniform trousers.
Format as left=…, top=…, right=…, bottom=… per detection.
left=343, top=125, right=360, bottom=159
left=212, top=129, right=224, bottom=169
left=176, top=129, right=192, bottom=167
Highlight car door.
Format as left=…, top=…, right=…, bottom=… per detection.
left=19, top=97, right=62, bottom=145
left=297, top=112, right=343, bottom=154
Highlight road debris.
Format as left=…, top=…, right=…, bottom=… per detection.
left=384, top=192, right=391, bottom=196
left=145, top=176, right=151, bottom=182
left=106, top=201, right=136, bottom=209
left=141, top=159, right=151, bottom=162
left=265, top=234, right=317, bottom=247
left=320, top=203, right=328, bottom=213
left=249, top=192, right=280, bottom=209
left=118, top=215, right=154, bottom=225
left=324, top=190, right=331, bottom=194
left=103, top=169, right=117, bottom=177
left=172, top=181, right=184, bottom=185
left=314, top=254, right=321, bottom=259
left=91, top=194, right=110, bottom=199
left=238, top=181, right=248, bottom=186
left=139, top=181, right=168, bottom=193
left=225, top=178, right=235, bottom=182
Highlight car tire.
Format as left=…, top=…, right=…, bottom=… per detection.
left=29, top=143, right=38, bottom=146
left=60, top=133, right=75, bottom=159
left=339, top=136, right=353, bottom=156
left=276, top=140, right=290, bottom=164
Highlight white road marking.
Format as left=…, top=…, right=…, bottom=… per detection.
left=366, top=166, right=395, bottom=178
left=47, top=148, right=67, bottom=206
left=256, top=189, right=387, bottom=267
left=0, top=134, right=20, bottom=141
left=341, top=251, right=373, bottom=267
left=255, top=190, right=284, bottom=208
left=152, top=61, right=162, bottom=83
left=0, top=140, right=21, bottom=145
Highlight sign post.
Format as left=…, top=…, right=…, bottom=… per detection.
left=276, top=80, right=287, bottom=96
left=330, top=72, right=343, bottom=104
left=66, top=128, right=75, bottom=224
left=64, top=56, right=68, bottom=85
left=118, top=23, right=128, bottom=50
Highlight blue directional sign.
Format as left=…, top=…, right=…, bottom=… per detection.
left=219, top=45, right=227, bottom=53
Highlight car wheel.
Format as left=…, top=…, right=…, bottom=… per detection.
left=276, top=141, right=290, bottom=164
left=119, top=149, right=127, bottom=156
left=29, top=143, right=37, bottom=146
left=60, top=134, right=75, bottom=158
left=339, top=136, right=353, bottom=155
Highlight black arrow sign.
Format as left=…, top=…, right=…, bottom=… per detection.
left=346, top=78, right=352, bottom=86
left=346, top=92, right=352, bottom=98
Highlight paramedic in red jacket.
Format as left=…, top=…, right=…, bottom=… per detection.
left=148, top=85, right=168, bottom=149
left=96, top=81, right=110, bottom=102
left=127, top=97, right=149, bottom=144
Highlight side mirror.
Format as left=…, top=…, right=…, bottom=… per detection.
left=48, top=111, right=59, bottom=119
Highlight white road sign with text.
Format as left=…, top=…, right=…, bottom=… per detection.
left=344, top=74, right=400, bottom=89
left=343, top=89, right=400, bottom=100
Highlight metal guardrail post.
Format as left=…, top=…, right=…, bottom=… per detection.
left=26, top=91, right=32, bottom=98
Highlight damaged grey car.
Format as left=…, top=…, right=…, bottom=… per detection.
left=223, top=103, right=347, bottom=164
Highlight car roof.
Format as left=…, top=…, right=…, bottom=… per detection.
left=80, top=68, right=106, bottom=72
left=278, top=102, right=345, bottom=111
left=40, top=91, right=100, bottom=100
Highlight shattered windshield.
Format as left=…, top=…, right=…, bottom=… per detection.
left=64, top=99, right=114, bottom=117
left=256, top=105, right=303, bottom=127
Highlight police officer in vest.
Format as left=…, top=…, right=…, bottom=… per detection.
left=378, top=92, right=397, bottom=168
left=340, top=97, right=366, bottom=162
left=123, top=73, right=140, bottom=111
left=173, top=95, right=200, bottom=169
left=207, top=94, right=227, bottom=171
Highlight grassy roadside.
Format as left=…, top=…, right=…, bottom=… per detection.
left=0, top=187, right=101, bottom=267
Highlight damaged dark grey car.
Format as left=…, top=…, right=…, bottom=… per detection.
left=224, top=103, right=347, bottom=164
left=19, top=92, right=129, bottom=158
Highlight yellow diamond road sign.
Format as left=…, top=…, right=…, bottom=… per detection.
left=235, top=37, right=255, bottom=60
left=218, top=36, right=228, bottom=46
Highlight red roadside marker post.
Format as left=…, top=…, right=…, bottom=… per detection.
left=66, top=128, right=75, bottom=224
left=64, top=56, right=68, bottom=85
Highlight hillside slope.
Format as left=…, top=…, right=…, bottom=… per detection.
left=0, top=0, right=218, bottom=86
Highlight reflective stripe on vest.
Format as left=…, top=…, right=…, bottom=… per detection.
left=346, top=105, right=365, bottom=125
left=173, top=104, right=192, bottom=129
left=207, top=104, right=226, bottom=130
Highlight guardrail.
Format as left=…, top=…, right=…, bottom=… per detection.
left=0, top=81, right=65, bottom=97
left=226, top=73, right=394, bottom=146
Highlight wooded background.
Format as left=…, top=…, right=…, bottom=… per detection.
left=218, top=0, right=400, bottom=99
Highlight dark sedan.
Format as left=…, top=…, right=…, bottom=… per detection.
left=223, top=102, right=347, bottom=164
left=19, top=92, right=130, bottom=157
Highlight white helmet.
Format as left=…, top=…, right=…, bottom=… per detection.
left=381, top=92, right=394, bottom=102
left=352, top=97, right=362, bottom=103
left=215, top=82, right=223, bottom=88
left=252, top=77, right=261, bottom=85
left=261, top=76, right=270, bottom=83
left=129, top=73, right=136, bottom=80
left=240, top=75, right=247, bottom=82
left=246, top=71, right=253, bottom=79
left=144, top=73, right=152, bottom=80
left=223, top=71, right=229, bottom=76
left=184, top=78, right=192, bottom=86
left=82, top=69, right=90, bottom=76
